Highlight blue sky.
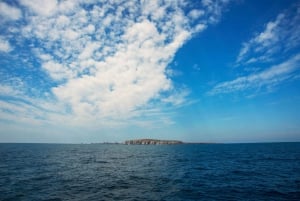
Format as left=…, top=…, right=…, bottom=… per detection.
left=0, top=0, right=300, bottom=143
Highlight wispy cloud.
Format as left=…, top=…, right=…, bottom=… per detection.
left=0, top=0, right=231, bottom=127
left=209, top=53, right=300, bottom=95
left=209, top=3, right=300, bottom=97
left=235, top=3, right=300, bottom=65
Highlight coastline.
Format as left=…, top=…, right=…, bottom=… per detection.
left=124, top=139, right=183, bottom=145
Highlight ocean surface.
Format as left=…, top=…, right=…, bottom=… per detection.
left=0, top=143, right=299, bottom=201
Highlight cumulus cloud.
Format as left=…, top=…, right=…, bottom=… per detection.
left=209, top=54, right=300, bottom=95
left=0, top=0, right=231, bottom=127
left=0, top=37, right=12, bottom=52
left=235, top=4, right=300, bottom=65
left=0, top=2, right=22, bottom=21
left=19, top=0, right=58, bottom=16
left=189, top=9, right=205, bottom=20
left=42, top=61, right=75, bottom=81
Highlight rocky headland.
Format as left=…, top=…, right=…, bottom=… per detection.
left=124, top=139, right=183, bottom=145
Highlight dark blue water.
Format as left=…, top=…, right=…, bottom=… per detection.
left=0, top=143, right=299, bottom=201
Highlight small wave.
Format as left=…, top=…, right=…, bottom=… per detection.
left=95, top=160, right=109, bottom=164
left=263, top=189, right=286, bottom=197
left=1, top=143, right=299, bottom=200
left=41, top=198, right=63, bottom=201
left=194, top=166, right=208, bottom=171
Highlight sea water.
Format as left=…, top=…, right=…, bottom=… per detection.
left=0, top=143, right=299, bottom=200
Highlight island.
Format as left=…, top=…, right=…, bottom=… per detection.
left=124, top=139, right=183, bottom=145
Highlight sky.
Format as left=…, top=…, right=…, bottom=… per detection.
left=0, top=0, right=300, bottom=143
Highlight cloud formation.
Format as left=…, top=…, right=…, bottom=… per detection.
left=0, top=2, right=22, bottom=21
left=235, top=4, right=300, bottom=65
left=0, top=0, right=231, bottom=127
left=209, top=53, right=300, bottom=95
left=0, top=37, right=12, bottom=52
left=210, top=3, right=300, bottom=96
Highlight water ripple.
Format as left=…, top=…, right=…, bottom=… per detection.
left=0, top=143, right=299, bottom=200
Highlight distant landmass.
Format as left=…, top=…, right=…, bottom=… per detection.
left=124, top=139, right=183, bottom=145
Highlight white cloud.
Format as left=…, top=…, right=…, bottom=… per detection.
left=0, top=97, right=60, bottom=126
left=202, top=0, right=213, bottom=7
left=201, top=0, right=228, bottom=24
left=0, top=81, right=67, bottom=127
left=19, top=0, right=58, bottom=16
left=162, top=88, right=191, bottom=106
left=189, top=9, right=205, bottom=20
left=0, top=0, right=232, bottom=127
left=236, top=42, right=250, bottom=64
left=254, top=15, right=282, bottom=45
left=0, top=2, right=22, bottom=21
left=63, top=29, right=80, bottom=41
left=0, top=77, right=33, bottom=100
left=55, top=15, right=70, bottom=28
left=42, top=61, right=75, bottom=81
left=51, top=19, right=175, bottom=119
left=0, top=37, right=12, bottom=52
left=0, top=85, right=20, bottom=96
left=78, top=42, right=100, bottom=60
left=236, top=4, right=300, bottom=65
left=209, top=54, right=300, bottom=95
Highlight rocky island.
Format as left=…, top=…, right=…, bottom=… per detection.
left=124, top=139, right=183, bottom=145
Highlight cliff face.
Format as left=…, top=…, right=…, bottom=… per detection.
left=124, top=139, right=183, bottom=145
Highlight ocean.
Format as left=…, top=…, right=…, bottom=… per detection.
left=0, top=143, right=299, bottom=201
